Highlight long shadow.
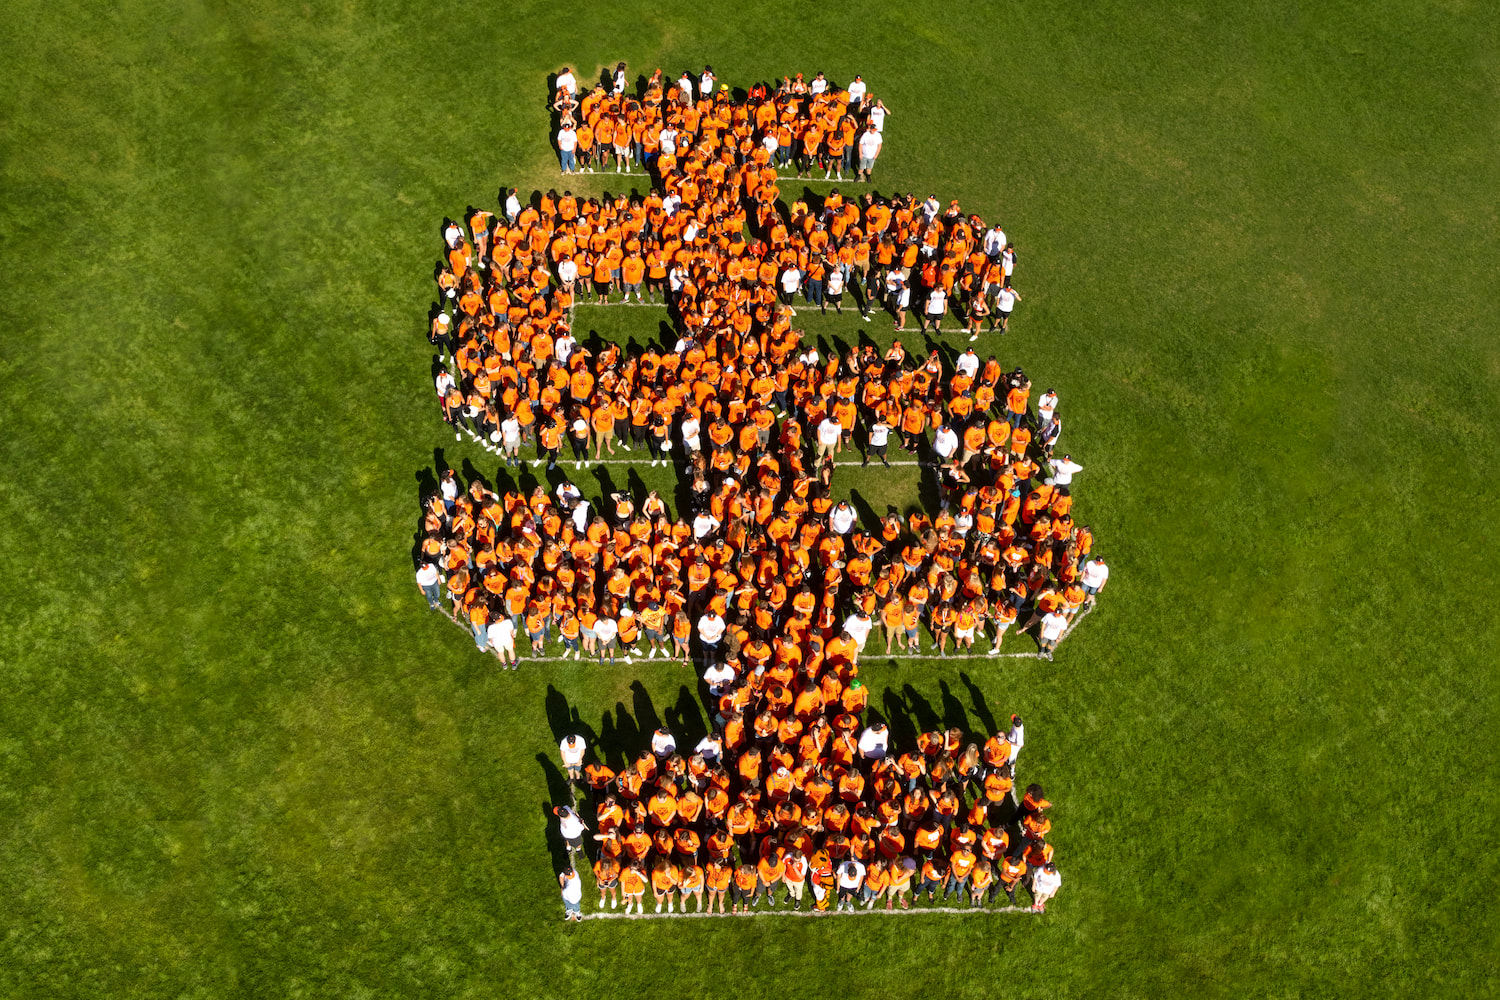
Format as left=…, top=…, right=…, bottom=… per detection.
left=938, top=680, right=971, bottom=733
left=600, top=699, right=644, bottom=771
left=880, top=688, right=916, bottom=750
left=958, top=671, right=998, bottom=735
left=535, top=753, right=576, bottom=872
left=900, top=683, right=942, bottom=733
left=545, top=684, right=601, bottom=748
left=846, top=488, right=882, bottom=536
left=460, top=458, right=492, bottom=495
left=630, top=680, right=663, bottom=735
left=663, top=684, right=708, bottom=746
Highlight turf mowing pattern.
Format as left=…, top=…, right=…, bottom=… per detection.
left=2, top=2, right=1497, bottom=999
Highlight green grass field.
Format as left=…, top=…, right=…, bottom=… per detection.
left=3, top=1, right=1497, bottom=997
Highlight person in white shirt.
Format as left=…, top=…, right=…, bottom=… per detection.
left=558, top=866, right=584, bottom=922
left=592, top=613, right=619, bottom=665
left=1030, top=862, right=1062, bottom=912
left=846, top=74, right=867, bottom=109
left=779, top=265, right=802, bottom=305
left=696, top=611, right=726, bottom=665
left=694, top=732, right=723, bottom=762
left=556, top=256, right=578, bottom=294
left=1036, top=389, right=1058, bottom=425
left=416, top=561, right=443, bottom=610
left=1050, top=454, right=1083, bottom=486
left=856, top=124, right=882, bottom=182
left=830, top=501, right=856, bottom=535
left=1080, top=557, right=1109, bottom=607
left=836, top=858, right=866, bottom=911
left=983, top=225, right=1007, bottom=259
left=843, top=610, right=873, bottom=651
left=1038, top=611, right=1069, bottom=659
left=680, top=413, right=702, bottom=455
left=922, top=287, right=946, bottom=331
left=933, top=423, right=959, bottom=467
left=815, top=415, right=843, bottom=463
left=1006, top=714, right=1025, bottom=769
left=555, top=805, right=587, bottom=851
left=862, top=419, right=891, bottom=467
left=995, top=285, right=1021, bottom=332
left=702, top=660, right=736, bottom=696
left=557, top=124, right=578, bottom=173
left=553, top=328, right=576, bottom=366
left=487, top=616, right=518, bottom=668
left=691, top=510, right=720, bottom=540
left=499, top=415, right=521, bottom=468
left=559, top=735, right=586, bottom=782
left=650, top=727, right=677, bottom=759
left=857, top=722, right=889, bottom=760
left=956, top=348, right=980, bottom=379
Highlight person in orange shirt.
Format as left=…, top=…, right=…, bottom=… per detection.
left=591, top=395, right=618, bottom=459
left=593, top=854, right=621, bottom=910
left=679, top=858, right=706, bottom=913
left=705, top=856, right=733, bottom=914
left=731, top=861, right=758, bottom=914
left=619, top=861, right=647, bottom=914
left=650, top=857, right=679, bottom=913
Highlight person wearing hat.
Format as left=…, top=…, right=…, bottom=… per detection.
left=857, top=722, right=890, bottom=761
left=1080, top=556, right=1109, bottom=609
left=559, top=734, right=586, bottom=784
left=1050, top=453, right=1083, bottom=488
left=554, top=805, right=587, bottom=854
left=558, top=865, right=584, bottom=922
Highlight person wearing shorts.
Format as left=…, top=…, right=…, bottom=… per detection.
left=594, top=613, right=619, bottom=665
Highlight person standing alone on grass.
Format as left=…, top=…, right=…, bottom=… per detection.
left=560, top=734, right=586, bottom=784
left=559, top=866, right=583, bottom=922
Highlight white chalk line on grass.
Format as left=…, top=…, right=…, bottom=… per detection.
left=579, top=905, right=1035, bottom=921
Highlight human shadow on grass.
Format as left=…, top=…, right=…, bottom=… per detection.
left=535, top=753, right=579, bottom=870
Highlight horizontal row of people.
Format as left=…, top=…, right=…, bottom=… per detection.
left=551, top=65, right=890, bottom=181
left=553, top=711, right=1061, bottom=918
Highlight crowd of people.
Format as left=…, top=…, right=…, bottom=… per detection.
left=551, top=65, right=891, bottom=183
left=416, top=444, right=1107, bottom=667
left=551, top=712, right=1061, bottom=918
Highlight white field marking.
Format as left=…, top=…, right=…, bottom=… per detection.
left=579, top=904, right=1035, bottom=921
